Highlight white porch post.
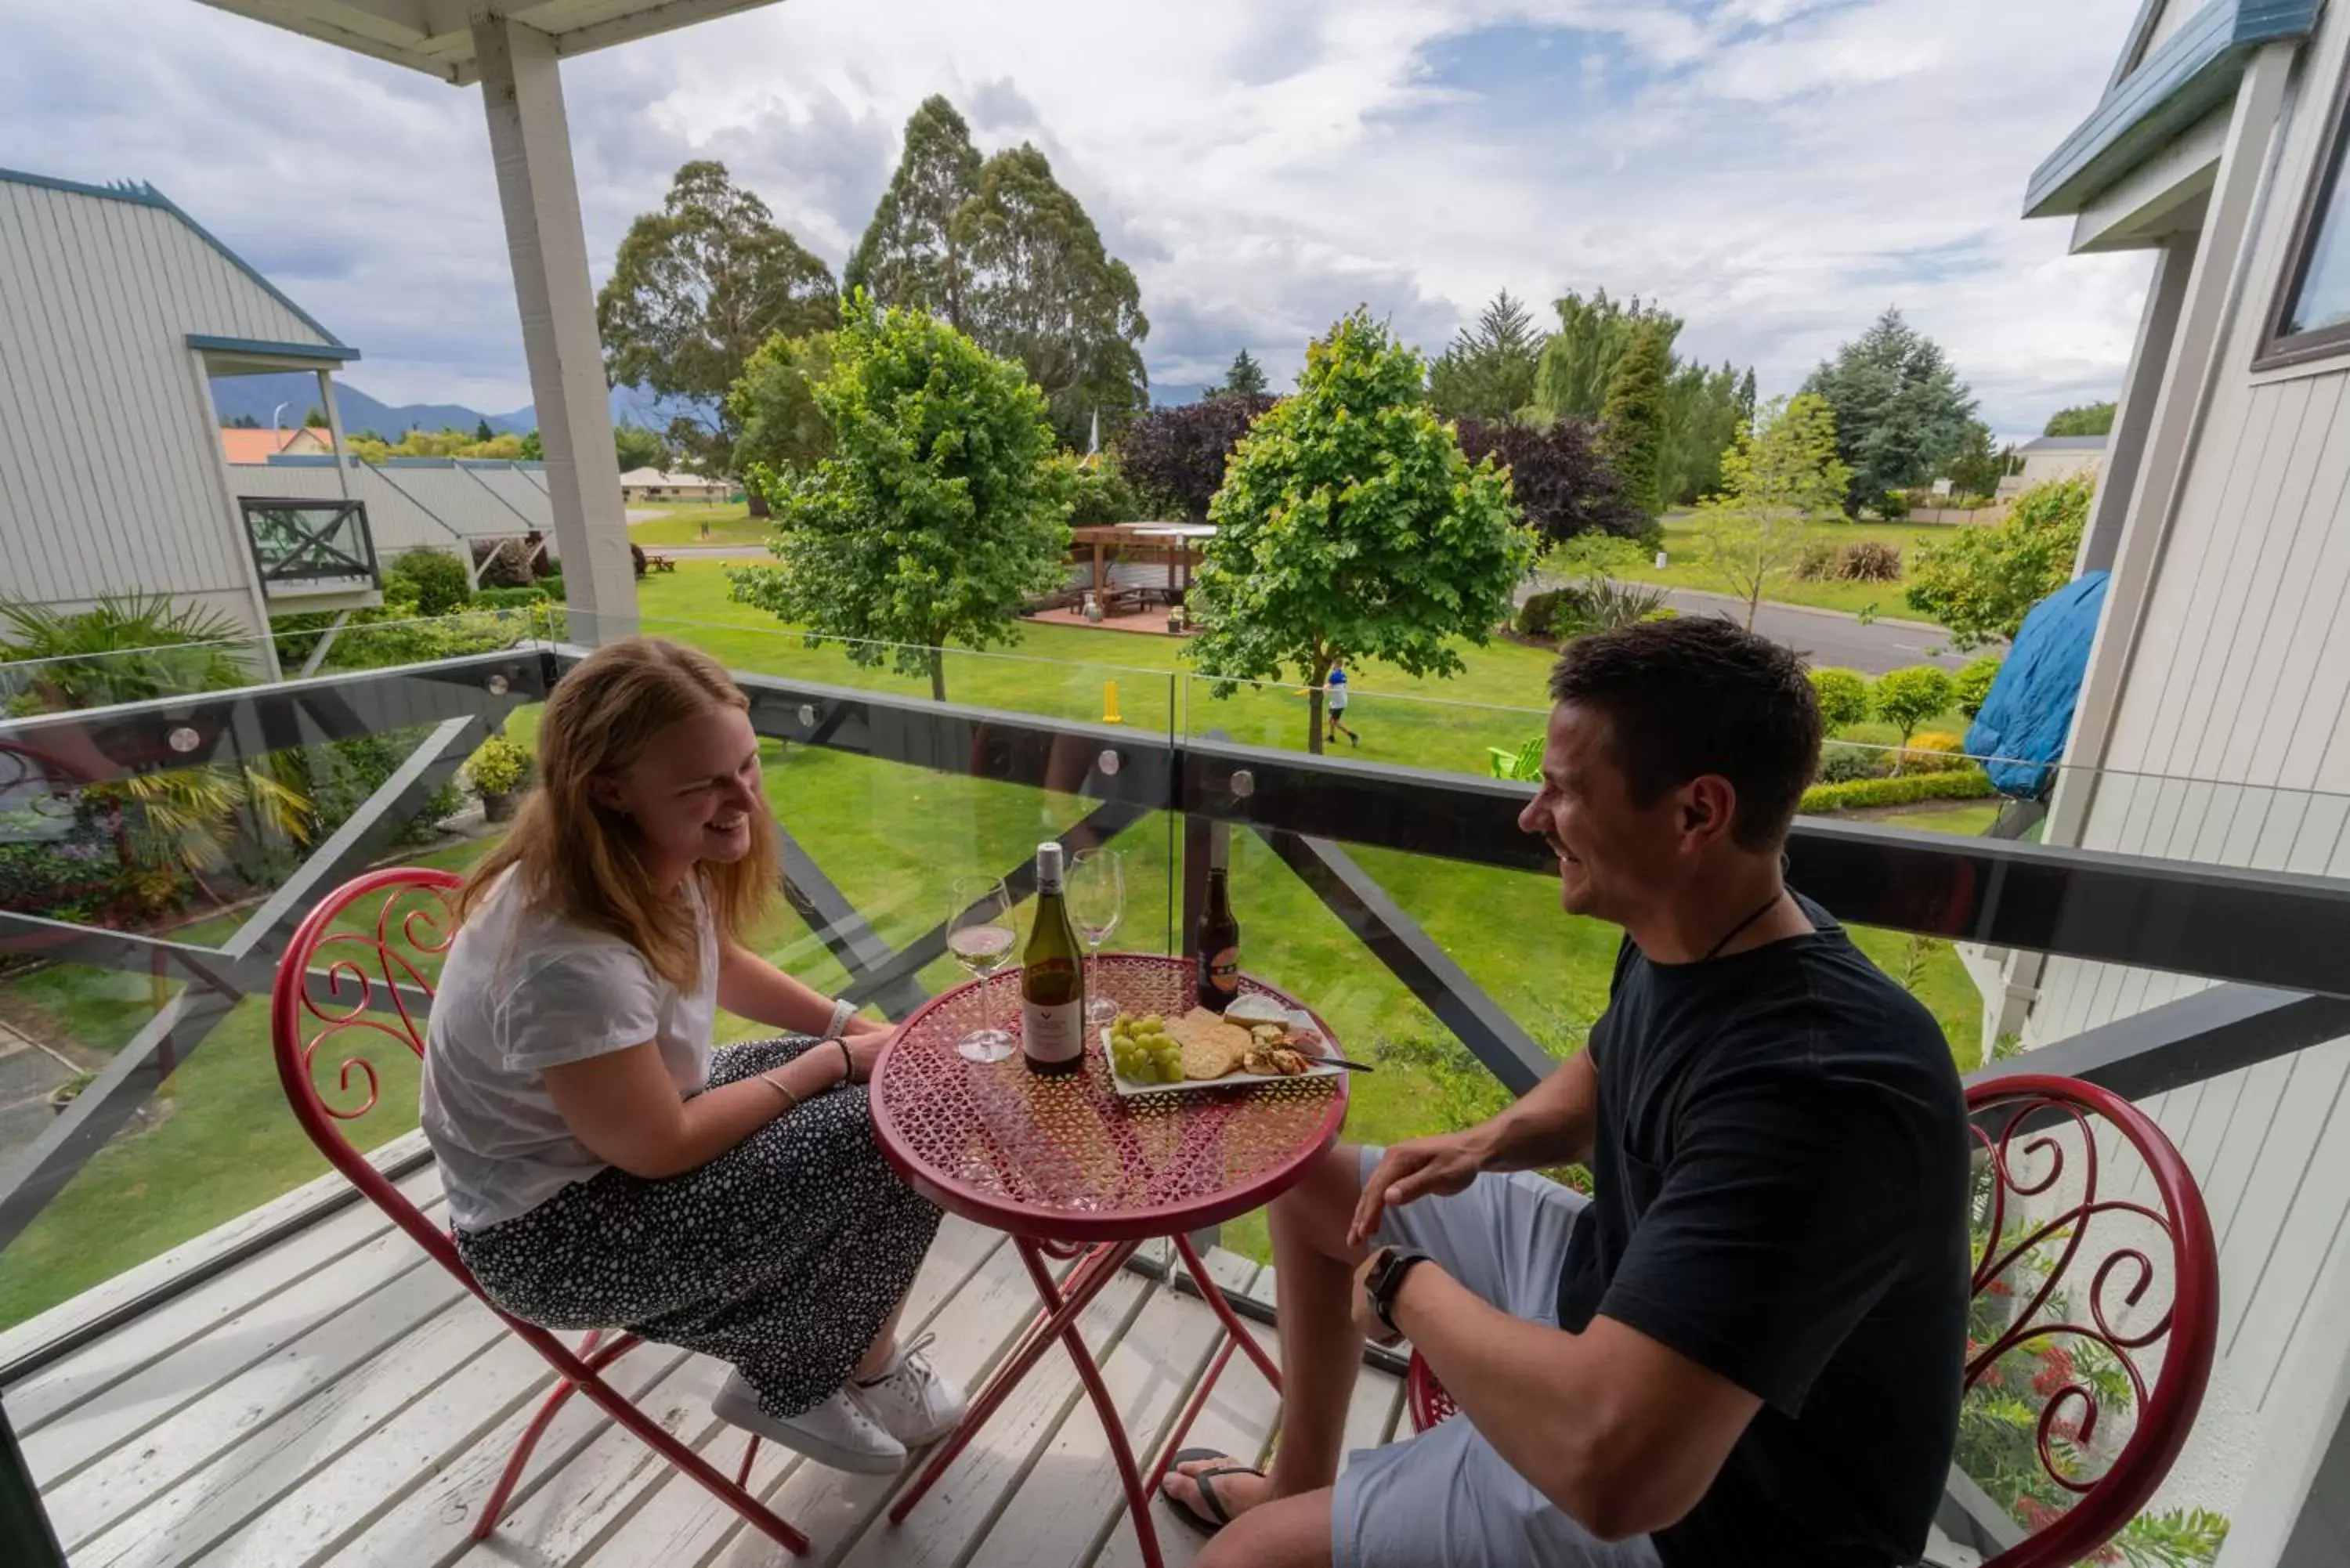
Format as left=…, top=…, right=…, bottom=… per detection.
left=471, top=10, right=636, bottom=644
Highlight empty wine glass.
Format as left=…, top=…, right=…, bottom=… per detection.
left=945, top=876, right=1018, bottom=1064
left=1067, top=847, right=1125, bottom=1024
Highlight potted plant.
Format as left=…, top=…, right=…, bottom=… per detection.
left=467, top=735, right=530, bottom=823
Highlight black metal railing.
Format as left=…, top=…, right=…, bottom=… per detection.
left=4, top=642, right=2348, bottom=1561
left=239, top=497, right=380, bottom=591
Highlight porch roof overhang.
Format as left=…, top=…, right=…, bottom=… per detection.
left=2024, top=0, right=2325, bottom=220
left=188, top=333, right=362, bottom=374
left=193, top=0, right=786, bottom=85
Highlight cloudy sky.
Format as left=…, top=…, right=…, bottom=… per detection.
left=2, top=0, right=2150, bottom=436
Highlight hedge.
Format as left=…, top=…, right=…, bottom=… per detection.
left=1800, top=766, right=1995, bottom=815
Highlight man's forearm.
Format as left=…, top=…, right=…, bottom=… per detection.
left=1468, top=1053, right=1596, bottom=1172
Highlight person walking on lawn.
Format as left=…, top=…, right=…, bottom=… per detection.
left=1162, top=616, right=1970, bottom=1567
left=1324, top=664, right=1358, bottom=748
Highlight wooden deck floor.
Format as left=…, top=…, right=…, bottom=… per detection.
left=1, top=1142, right=1402, bottom=1568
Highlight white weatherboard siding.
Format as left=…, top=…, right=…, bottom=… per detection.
left=0, top=176, right=339, bottom=634
left=2021, top=11, right=2350, bottom=1546
left=231, top=461, right=553, bottom=558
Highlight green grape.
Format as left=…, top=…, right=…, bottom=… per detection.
left=1139, top=1014, right=1164, bottom=1031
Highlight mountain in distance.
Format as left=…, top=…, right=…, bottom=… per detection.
left=207, top=374, right=677, bottom=440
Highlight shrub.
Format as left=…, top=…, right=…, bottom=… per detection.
left=1516, top=588, right=1571, bottom=637
left=1906, top=474, right=2094, bottom=651
left=471, top=537, right=537, bottom=589
left=536, top=573, right=564, bottom=602
left=1898, top=731, right=1966, bottom=774
left=306, top=732, right=465, bottom=846
left=1817, top=742, right=1892, bottom=784
left=1793, top=541, right=1838, bottom=581
left=1875, top=489, right=1911, bottom=522
left=1808, top=667, right=1873, bottom=732
left=631, top=541, right=649, bottom=578
left=465, top=735, right=530, bottom=797
left=1838, top=540, right=1903, bottom=582
left=1874, top=665, right=1955, bottom=742
left=1799, top=767, right=1994, bottom=814
left=386, top=550, right=472, bottom=616
left=1954, top=656, right=2002, bottom=720
left=1455, top=416, right=1647, bottom=545
left=472, top=586, right=550, bottom=610
left=1555, top=577, right=1669, bottom=639
left=1119, top=395, right=1277, bottom=522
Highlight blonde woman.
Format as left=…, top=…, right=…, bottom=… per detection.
left=421, top=638, right=962, bottom=1474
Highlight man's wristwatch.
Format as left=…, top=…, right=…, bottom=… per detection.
left=1365, top=1245, right=1434, bottom=1339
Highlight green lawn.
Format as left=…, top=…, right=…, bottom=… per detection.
left=1615, top=516, right=1974, bottom=623
left=0, top=563, right=1990, bottom=1322
left=628, top=503, right=768, bottom=547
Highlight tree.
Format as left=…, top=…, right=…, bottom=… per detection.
left=727, top=331, right=837, bottom=483
left=1213, top=349, right=1270, bottom=400
left=597, top=161, right=839, bottom=502
left=222, top=413, right=260, bottom=429
left=1188, top=310, right=1533, bottom=753
left=1873, top=666, right=1954, bottom=744
left=1454, top=417, right=1645, bottom=546
left=1953, top=656, right=2003, bottom=719
left=955, top=143, right=1151, bottom=449
left=1659, top=360, right=1747, bottom=507
left=2044, top=401, right=2117, bottom=438
left=1905, top=474, right=2095, bottom=650
left=1808, top=667, right=1872, bottom=732
left=1599, top=320, right=1674, bottom=516
left=613, top=423, right=669, bottom=474
left=1943, top=420, right=2004, bottom=500
left=302, top=404, right=327, bottom=428
left=1428, top=288, right=1542, bottom=422
left=1802, top=308, right=1977, bottom=517
left=1119, top=395, right=1275, bottom=521
left=519, top=429, right=544, bottom=461
left=472, top=417, right=494, bottom=443
left=844, top=95, right=982, bottom=328
left=727, top=294, right=1067, bottom=701
left=1532, top=290, right=1679, bottom=422
left=1693, top=393, right=1853, bottom=628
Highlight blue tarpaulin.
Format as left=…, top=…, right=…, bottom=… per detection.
left=1965, top=570, right=2110, bottom=801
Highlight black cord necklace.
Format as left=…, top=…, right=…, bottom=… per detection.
left=1703, top=889, right=1788, bottom=962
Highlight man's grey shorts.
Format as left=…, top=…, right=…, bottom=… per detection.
left=1332, top=1146, right=1664, bottom=1568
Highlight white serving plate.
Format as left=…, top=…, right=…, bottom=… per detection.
left=1102, top=1006, right=1345, bottom=1098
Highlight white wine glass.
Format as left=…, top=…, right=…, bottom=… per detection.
left=945, top=876, right=1018, bottom=1064
left=1067, top=847, right=1126, bottom=1025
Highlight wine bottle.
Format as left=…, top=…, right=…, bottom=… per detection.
left=1195, top=865, right=1241, bottom=1012
left=1021, top=842, right=1086, bottom=1075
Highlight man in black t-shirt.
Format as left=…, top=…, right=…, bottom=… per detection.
left=1164, top=618, right=1970, bottom=1568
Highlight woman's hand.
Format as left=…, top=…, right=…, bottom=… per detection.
left=838, top=1024, right=897, bottom=1084
left=845, top=1013, right=894, bottom=1042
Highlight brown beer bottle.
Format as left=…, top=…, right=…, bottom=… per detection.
left=1195, top=866, right=1241, bottom=1012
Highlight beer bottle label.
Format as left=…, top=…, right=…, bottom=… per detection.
left=1201, top=946, right=1239, bottom=995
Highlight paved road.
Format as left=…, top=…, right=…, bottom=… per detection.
left=1521, top=578, right=1979, bottom=674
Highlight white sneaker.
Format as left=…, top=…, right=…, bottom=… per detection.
left=849, top=1333, right=968, bottom=1447
left=712, top=1372, right=906, bottom=1475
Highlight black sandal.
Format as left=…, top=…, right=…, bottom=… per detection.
left=1159, top=1447, right=1265, bottom=1536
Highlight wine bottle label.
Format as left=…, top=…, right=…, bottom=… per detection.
left=1202, top=946, right=1239, bottom=994
left=1022, top=998, right=1084, bottom=1062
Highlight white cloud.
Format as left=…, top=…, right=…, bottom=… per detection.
left=0, top=0, right=2152, bottom=428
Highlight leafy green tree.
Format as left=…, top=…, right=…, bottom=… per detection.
left=1660, top=360, right=1747, bottom=507
left=727, top=331, right=836, bottom=484
left=1803, top=307, right=1976, bottom=517
left=1188, top=310, right=1533, bottom=753
left=2044, top=400, right=2116, bottom=438
left=519, top=429, right=544, bottom=461
left=613, top=423, right=670, bottom=474
left=1873, top=666, right=1954, bottom=744
left=1118, top=396, right=1274, bottom=521
left=1953, top=656, right=2002, bottom=720
left=1943, top=420, right=2005, bottom=500
left=1694, top=393, right=1852, bottom=627
left=1213, top=349, right=1270, bottom=400
left=1428, top=288, right=1542, bottom=421
left=597, top=161, right=839, bottom=500
left=302, top=405, right=327, bottom=428
left=1807, top=667, right=1872, bottom=732
left=1454, top=416, right=1644, bottom=545
left=1532, top=289, right=1679, bottom=421
left=1905, top=475, right=2095, bottom=650
left=844, top=95, right=982, bottom=328
left=728, top=295, right=1067, bottom=701
left=222, top=413, right=260, bottom=429
left=1599, top=320, right=1673, bottom=516
left=955, top=144, right=1150, bottom=449
left=472, top=417, right=494, bottom=443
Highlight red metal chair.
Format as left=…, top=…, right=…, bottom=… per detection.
left=269, top=866, right=809, bottom=1555
left=1402, top=1073, right=2219, bottom=1568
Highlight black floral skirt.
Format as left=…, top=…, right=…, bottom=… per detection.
left=454, top=1036, right=942, bottom=1418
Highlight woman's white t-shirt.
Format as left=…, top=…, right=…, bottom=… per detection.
left=421, top=869, right=718, bottom=1232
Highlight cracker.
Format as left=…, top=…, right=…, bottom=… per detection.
left=1171, top=1010, right=1253, bottom=1078
left=1180, top=1036, right=1237, bottom=1080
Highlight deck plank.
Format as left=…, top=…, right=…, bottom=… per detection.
left=24, top=1200, right=453, bottom=1487
left=3, top=1158, right=444, bottom=1433
left=71, top=1292, right=514, bottom=1568
left=827, top=1268, right=1153, bottom=1568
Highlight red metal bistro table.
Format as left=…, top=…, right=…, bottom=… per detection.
left=871, top=954, right=1347, bottom=1568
